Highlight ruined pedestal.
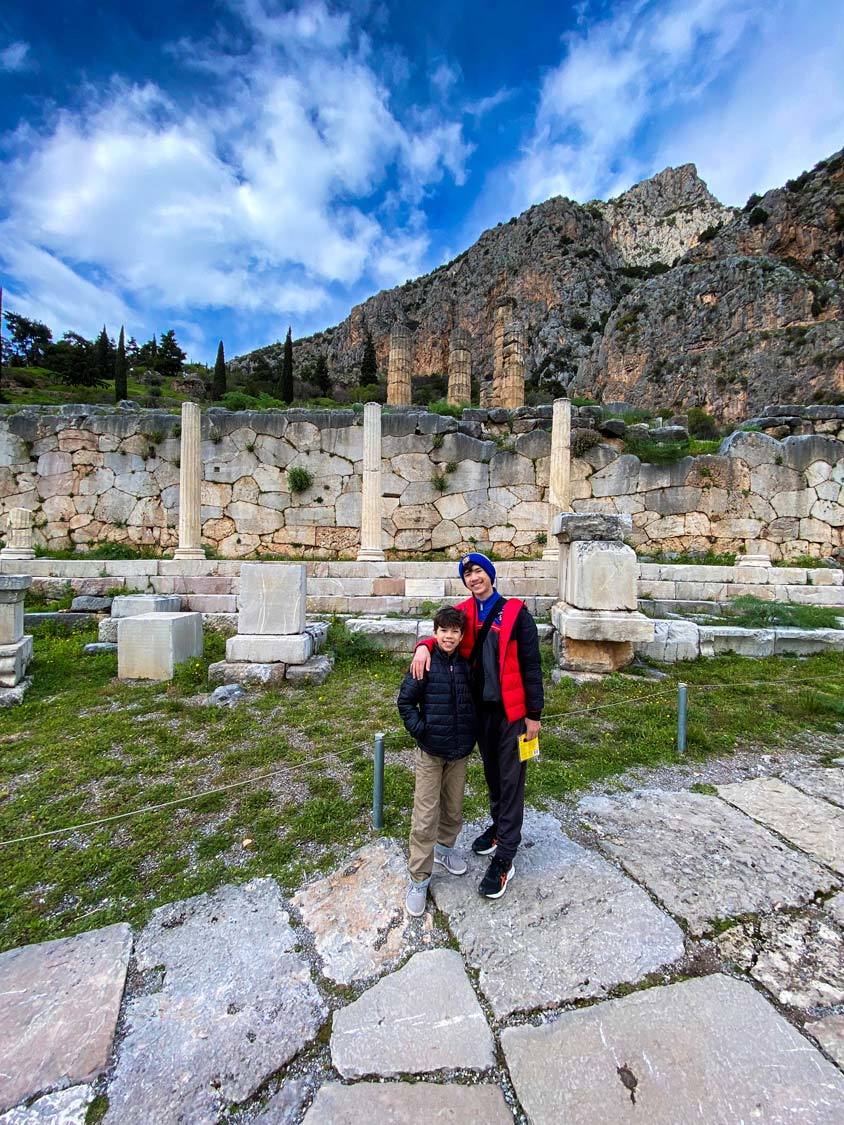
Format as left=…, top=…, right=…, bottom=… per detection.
left=0, top=576, right=33, bottom=699
left=208, top=563, right=332, bottom=687
left=118, top=612, right=203, bottom=680
left=1, top=508, right=36, bottom=560
left=551, top=514, right=653, bottom=678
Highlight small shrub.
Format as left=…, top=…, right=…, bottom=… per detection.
left=624, top=433, right=690, bottom=464
left=288, top=466, right=313, bottom=494
left=428, top=399, right=463, bottom=418
left=148, top=429, right=164, bottom=445
left=748, top=206, right=769, bottom=227
left=537, top=531, right=547, bottom=546
left=743, top=192, right=762, bottom=212
left=432, top=472, right=448, bottom=492
left=571, top=428, right=602, bottom=457
left=431, top=433, right=445, bottom=449
left=444, top=460, right=458, bottom=474
left=697, top=223, right=721, bottom=242
left=222, top=390, right=258, bottom=411
left=687, top=407, right=720, bottom=439
left=570, top=313, right=588, bottom=330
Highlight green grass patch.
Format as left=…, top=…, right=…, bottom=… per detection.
left=721, top=595, right=843, bottom=630
left=0, top=625, right=841, bottom=953
left=623, top=432, right=690, bottom=464
left=638, top=549, right=737, bottom=567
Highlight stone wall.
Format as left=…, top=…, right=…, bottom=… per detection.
left=0, top=403, right=842, bottom=560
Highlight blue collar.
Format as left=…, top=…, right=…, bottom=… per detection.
left=475, top=589, right=499, bottom=622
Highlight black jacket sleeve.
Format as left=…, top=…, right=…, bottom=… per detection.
left=515, top=607, right=544, bottom=720
left=397, top=670, right=426, bottom=740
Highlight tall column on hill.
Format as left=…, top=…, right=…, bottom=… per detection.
left=174, top=401, right=206, bottom=560
left=447, top=328, right=472, bottom=406
left=543, top=397, right=572, bottom=560
left=387, top=324, right=412, bottom=406
left=358, top=402, right=386, bottom=561
left=500, top=320, right=526, bottom=409
left=491, top=304, right=507, bottom=407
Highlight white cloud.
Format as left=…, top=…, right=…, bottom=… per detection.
left=1, top=0, right=470, bottom=351
left=0, top=41, right=31, bottom=73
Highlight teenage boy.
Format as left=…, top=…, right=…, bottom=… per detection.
left=411, top=553, right=543, bottom=899
left=397, top=606, right=477, bottom=917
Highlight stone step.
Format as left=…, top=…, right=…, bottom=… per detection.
left=182, top=594, right=239, bottom=613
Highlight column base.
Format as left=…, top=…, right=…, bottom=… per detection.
left=356, top=549, right=386, bottom=562
left=0, top=549, right=36, bottom=560
left=173, top=548, right=207, bottom=560
left=542, top=547, right=559, bottom=561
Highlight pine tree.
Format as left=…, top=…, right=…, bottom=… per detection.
left=360, top=327, right=377, bottom=386
left=213, top=341, right=226, bottom=400
left=157, top=329, right=187, bottom=378
left=314, top=354, right=331, bottom=396
left=95, top=325, right=114, bottom=384
left=281, top=326, right=294, bottom=404
left=114, top=326, right=128, bottom=402
left=137, top=334, right=158, bottom=370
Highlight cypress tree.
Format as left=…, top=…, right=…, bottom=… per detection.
left=114, top=326, right=128, bottom=402
left=360, top=327, right=377, bottom=386
left=213, top=341, right=226, bottom=400
left=95, top=324, right=114, bottom=384
left=314, top=353, right=331, bottom=396
left=281, top=326, right=294, bottom=404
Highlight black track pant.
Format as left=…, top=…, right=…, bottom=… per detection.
left=477, top=702, right=526, bottom=865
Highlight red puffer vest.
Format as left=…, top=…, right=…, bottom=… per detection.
left=420, top=596, right=527, bottom=722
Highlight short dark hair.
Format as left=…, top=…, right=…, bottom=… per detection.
left=433, top=606, right=466, bottom=633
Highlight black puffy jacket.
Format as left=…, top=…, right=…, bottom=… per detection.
left=397, top=645, right=477, bottom=760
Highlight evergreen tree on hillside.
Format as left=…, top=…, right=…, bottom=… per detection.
left=314, top=353, right=331, bottom=396
left=281, top=326, right=294, bottom=403
left=48, top=332, right=102, bottom=386
left=4, top=312, right=52, bottom=366
left=360, top=327, right=377, bottom=386
left=213, top=341, right=226, bottom=399
left=95, top=325, right=115, bottom=384
left=137, top=334, right=158, bottom=370
left=157, top=329, right=187, bottom=377
left=114, top=327, right=128, bottom=402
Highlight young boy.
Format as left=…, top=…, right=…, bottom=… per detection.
left=397, top=606, right=477, bottom=916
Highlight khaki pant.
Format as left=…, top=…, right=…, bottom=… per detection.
left=408, top=749, right=468, bottom=882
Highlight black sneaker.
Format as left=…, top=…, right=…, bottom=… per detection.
left=471, top=824, right=498, bottom=855
left=479, top=856, right=514, bottom=899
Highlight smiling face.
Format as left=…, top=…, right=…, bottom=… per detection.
left=462, top=562, right=494, bottom=601
left=434, top=624, right=463, bottom=654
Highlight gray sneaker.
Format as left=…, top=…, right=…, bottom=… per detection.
left=405, top=878, right=429, bottom=917
left=434, top=845, right=468, bottom=876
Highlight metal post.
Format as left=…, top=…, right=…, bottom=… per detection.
left=677, top=683, right=687, bottom=755
left=372, top=732, right=385, bottom=829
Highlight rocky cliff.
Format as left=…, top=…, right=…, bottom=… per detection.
left=240, top=150, right=844, bottom=417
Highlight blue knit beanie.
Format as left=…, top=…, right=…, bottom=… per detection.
left=458, top=552, right=496, bottom=587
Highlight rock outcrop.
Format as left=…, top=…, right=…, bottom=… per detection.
left=240, top=150, right=844, bottom=417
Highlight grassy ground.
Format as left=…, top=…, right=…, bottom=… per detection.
left=0, top=623, right=841, bottom=954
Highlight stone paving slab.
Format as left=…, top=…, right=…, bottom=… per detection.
left=251, top=1079, right=310, bottom=1124
left=0, top=923, right=132, bottom=1114
left=0, top=1085, right=94, bottom=1125
left=807, top=1015, right=844, bottom=1068
left=718, top=777, right=844, bottom=874
left=331, top=949, right=495, bottom=1077
left=578, top=790, right=837, bottom=934
left=782, top=766, right=844, bottom=810
left=501, top=974, right=844, bottom=1124
left=430, top=812, right=684, bottom=1018
left=292, top=839, right=433, bottom=985
left=303, top=1082, right=513, bottom=1123
left=827, top=891, right=844, bottom=926
left=717, top=911, right=844, bottom=1013
left=104, top=879, right=325, bottom=1125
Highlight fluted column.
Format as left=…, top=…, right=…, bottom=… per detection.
left=447, top=329, right=472, bottom=406
left=0, top=508, right=35, bottom=560
left=357, top=401, right=386, bottom=561
left=174, top=401, right=206, bottom=560
left=543, top=398, right=572, bottom=560
left=387, top=324, right=412, bottom=406
left=500, top=321, right=525, bottom=409
left=491, top=305, right=506, bottom=407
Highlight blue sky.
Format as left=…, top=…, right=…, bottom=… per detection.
left=1, top=0, right=842, bottom=363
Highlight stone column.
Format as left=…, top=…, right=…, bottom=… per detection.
left=358, top=402, right=386, bottom=561
left=500, top=321, right=525, bottom=409
left=447, top=329, right=472, bottom=406
left=543, top=398, right=572, bottom=560
left=0, top=508, right=35, bottom=560
left=0, top=575, right=33, bottom=689
left=174, top=401, right=206, bottom=560
left=387, top=324, right=412, bottom=406
left=491, top=304, right=507, bottom=408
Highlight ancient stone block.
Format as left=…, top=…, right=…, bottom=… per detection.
left=285, top=654, right=334, bottom=685
left=117, top=612, right=203, bottom=680
left=566, top=542, right=638, bottom=611
left=111, top=594, right=181, bottom=618
left=0, top=924, right=132, bottom=1114
left=207, top=660, right=287, bottom=687
left=553, top=512, right=631, bottom=542
left=303, top=1084, right=513, bottom=1125
left=552, top=605, right=654, bottom=643
left=238, top=563, right=306, bottom=635
left=635, top=619, right=699, bottom=662
left=226, top=633, right=313, bottom=665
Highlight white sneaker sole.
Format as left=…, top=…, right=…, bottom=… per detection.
left=405, top=898, right=426, bottom=917
left=481, top=863, right=515, bottom=899
left=433, top=856, right=468, bottom=876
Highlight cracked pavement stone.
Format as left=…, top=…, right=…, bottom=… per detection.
left=501, top=974, right=844, bottom=1124
left=0, top=924, right=132, bottom=1114
left=303, top=1082, right=513, bottom=1123
left=292, top=838, right=433, bottom=985
left=104, top=879, right=325, bottom=1125
left=716, top=911, right=844, bottom=1013
left=783, top=767, right=844, bottom=810
left=807, top=1015, right=844, bottom=1069
left=0, top=1085, right=94, bottom=1125
left=579, top=790, right=837, bottom=935
left=718, top=777, right=844, bottom=874
left=431, top=811, right=684, bottom=1018
left=330, top=949, right=495, bottom=1077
